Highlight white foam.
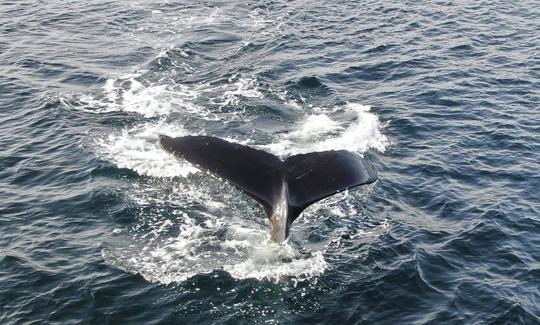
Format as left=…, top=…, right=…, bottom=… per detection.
left=214, top=75, right=263, bottom=107
left=288, top=114, right=342, bottom=139
left=103, top=209, right=328, bottom=284
left=95, top=121, right=199, bottom=178
left=262, top=103, right=388, bottom=156
left=75, top=72, right=267, bottom=120
left=94, top=97, right=387, bottom=283
left=224, top=249, right=327, bottom=282
left=99, top=140, right=385, bottom=285
left=102, top=183, right=388, bottom=284
left=268, top=86, right=304, bottom=110
left=180, top=7, right=226, bottom=29
left=77, top=72, right=212, bottom=119
left=89, top=1, right=390, bottom=286
left=93, top=100, right=387, bottom=179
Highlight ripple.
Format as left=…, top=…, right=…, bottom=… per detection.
left=2, top=0, right=540, bottom=323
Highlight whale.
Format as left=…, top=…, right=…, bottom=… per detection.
left=159, top=135, right=377, bottom=243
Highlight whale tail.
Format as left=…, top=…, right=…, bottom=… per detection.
left=159, top=135, right=377, bottom=242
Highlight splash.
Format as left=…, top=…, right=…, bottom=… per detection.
left=224, top=250, right=327, bottom=282
left=101, top=180, right=387, bottom=284
left=103, top=207, right=328, bottom=284
left=93, top=96, right=387, bottom=284
left=211, top=75, right=263, bottom=107
left=80, top=48, right=388, bottom=285
left=76, top=73, right=206, bottom=118
left=262, top=103, right=389, bottom=156
left=95, top=121, right=199, bottom=178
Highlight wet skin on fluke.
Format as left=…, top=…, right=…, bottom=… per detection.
left=159, top=135, right=377, bottom=243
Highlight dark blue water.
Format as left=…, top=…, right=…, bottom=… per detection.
left=1, top=1, right=539, bottom=323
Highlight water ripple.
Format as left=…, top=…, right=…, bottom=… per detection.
left=1, top=0, right=539, bottom=323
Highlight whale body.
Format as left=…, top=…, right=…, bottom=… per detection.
left=159, top=135, right=377, bottom=243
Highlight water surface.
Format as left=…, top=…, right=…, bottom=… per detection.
left=1, top=1, right=539, bottom=323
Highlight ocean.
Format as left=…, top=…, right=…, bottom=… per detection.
left=1, top=1, right=539, bottom=323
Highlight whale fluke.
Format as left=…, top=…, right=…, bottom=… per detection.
left=159, top=135, right=377, bottom=243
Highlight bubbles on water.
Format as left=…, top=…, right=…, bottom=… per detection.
left=89, top=76, right=388, bottom=283
left=262, top=103, right=389, bottom=156
left=102, top=172, right=388, bottom=285
left=290, top=114, right=342, bottom=138
left=84, top=71, right=388, bottom=283
left=94, top=120, right=199, bottom=178
left=225, top=250, right=327, bottom=282
left=74, top=72, right=212, bottom=119
left=68, top=14, right=390, bottom=285
left=216, top=75, right=264, bottom=107
left=102, top=193, right=328, bottom=284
